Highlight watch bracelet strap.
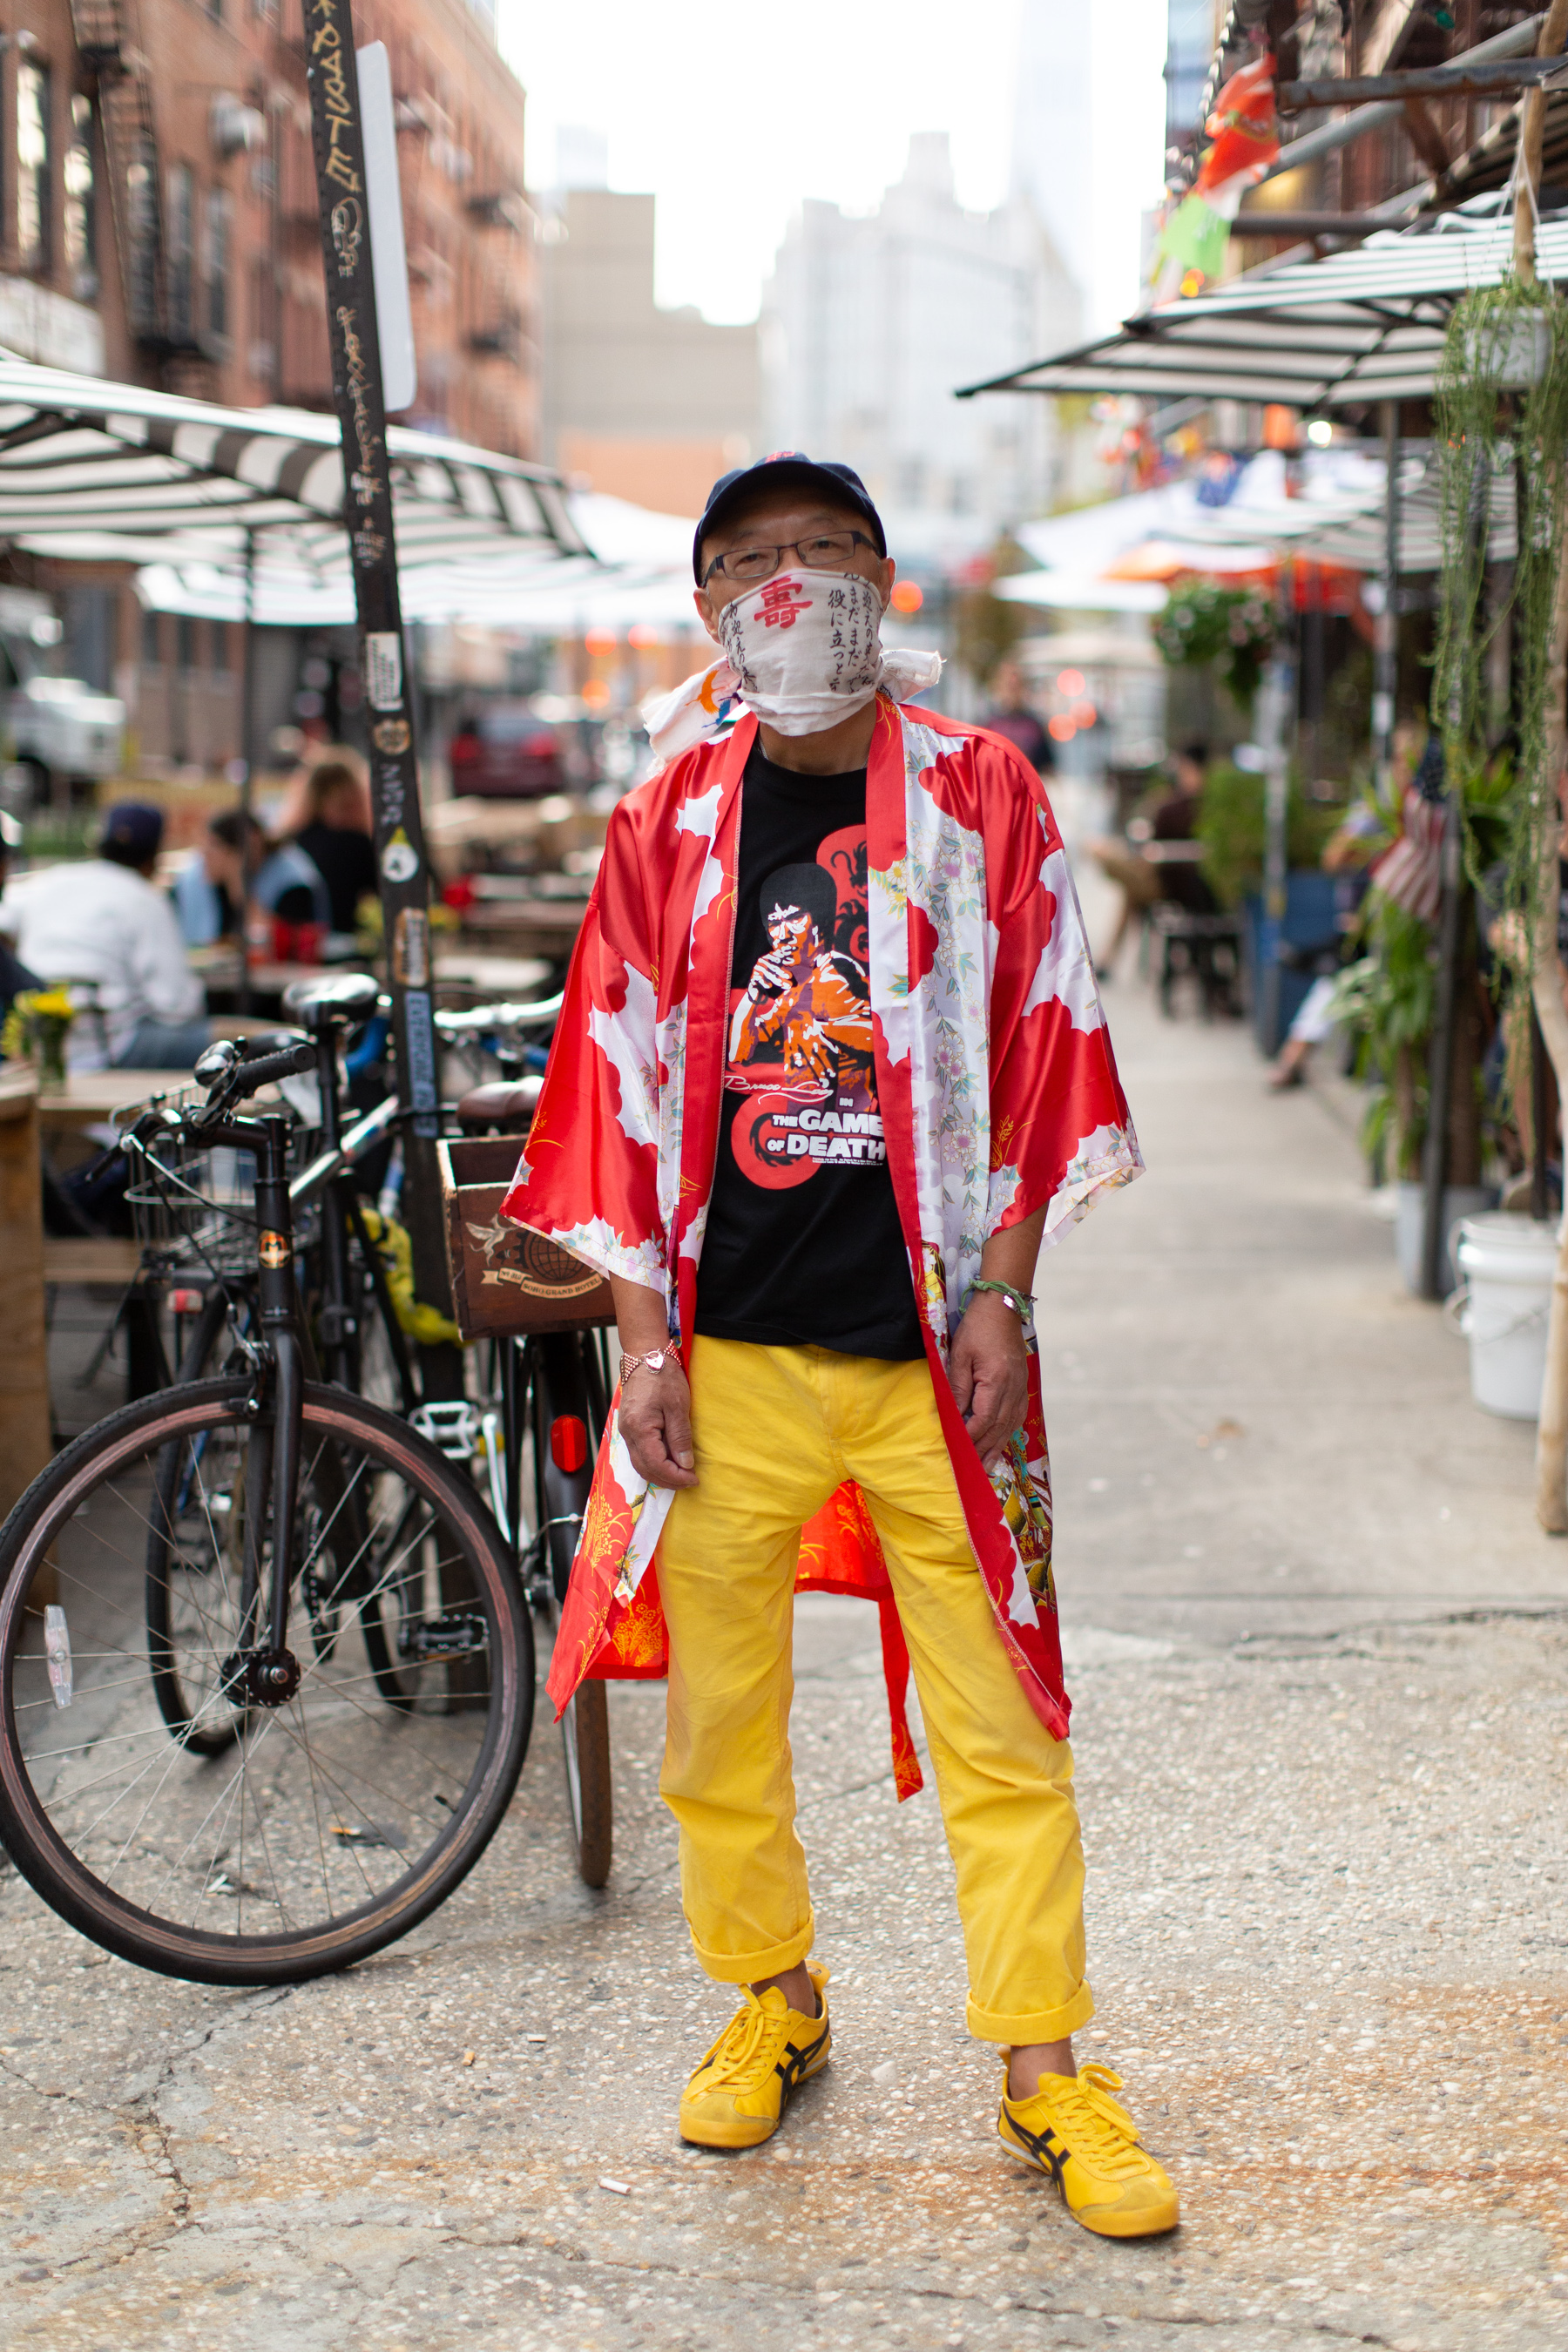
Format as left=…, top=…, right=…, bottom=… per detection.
left=963, top=1278, right=1034, bottom=1325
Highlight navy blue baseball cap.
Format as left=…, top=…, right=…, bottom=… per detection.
left=99, top=801, right=165, bottom=864
left=693, top=452, right=886, bottom=584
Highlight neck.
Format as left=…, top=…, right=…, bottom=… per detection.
left=757, top=698, right=878, bottom=776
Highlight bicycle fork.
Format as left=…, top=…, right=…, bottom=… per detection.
left=248, top=1116, right=308, bottom=1705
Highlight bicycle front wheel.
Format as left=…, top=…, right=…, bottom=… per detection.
left=0, top=1378, right=531, bottom=1985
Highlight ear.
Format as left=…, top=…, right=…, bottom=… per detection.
left=693, top=585, right=723, bottom=645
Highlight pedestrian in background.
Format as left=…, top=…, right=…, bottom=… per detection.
left=505, top=452, right=1177, bottom=2240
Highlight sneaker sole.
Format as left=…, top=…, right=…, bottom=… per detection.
left=679, top=2027, right=832, bottom=2151
left=997, top=2115, right=1179, bottom=2240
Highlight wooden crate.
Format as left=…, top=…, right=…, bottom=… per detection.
left=437, top=1133, right=615, bottom=1339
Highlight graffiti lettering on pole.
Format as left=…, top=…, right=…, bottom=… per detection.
left=329, top=196, right=364, bottom=280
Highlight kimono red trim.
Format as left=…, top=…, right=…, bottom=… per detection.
left=503, top=702, right=1142, bottom=1797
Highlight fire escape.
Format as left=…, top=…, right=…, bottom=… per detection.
left=70, top=0, right=204, bottom=374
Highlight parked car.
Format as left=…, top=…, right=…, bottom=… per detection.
left=9, top=675, right=125, bottom=801
left=449, top=702, right=564, bottom=799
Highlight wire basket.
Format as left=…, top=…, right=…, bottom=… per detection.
left=125, top=1118, right=321, bottom=1277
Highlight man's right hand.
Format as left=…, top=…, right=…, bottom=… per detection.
left=618, top=1358, right=698, bottom=1489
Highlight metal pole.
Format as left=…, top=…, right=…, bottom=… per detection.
left=302, top=0, right=459, bottom=1381
left=1418, top=793, right=1464, bottom=1299
left=238, top=526, right=256, bottom=1018
left=1531, top=1000, right=1552, bottom=1222
left=1375, top=400, right=1400, bottom=792
left=1260, top=636, right=1293, bottom=1054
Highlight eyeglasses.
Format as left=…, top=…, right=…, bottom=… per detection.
left=702, top=530, right=878, bottom=587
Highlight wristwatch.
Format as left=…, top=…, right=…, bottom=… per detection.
left=619, top=1341, right=682, bottom=1386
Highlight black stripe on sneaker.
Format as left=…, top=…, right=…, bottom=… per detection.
left=1008, top=2112, right=1066, bottom=2186
left=774, top=2024, right=829, bottom=2090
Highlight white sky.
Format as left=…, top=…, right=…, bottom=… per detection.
left=495, top=0, right=1168, bottom=337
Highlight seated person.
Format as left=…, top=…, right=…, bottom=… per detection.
left=172, top=808, right=259, bottom=946
left=0, top=801, right=210, bottom=1070
left=0, top=814, right=41, bottom=1024
left=276, top=750, right=377, bottom=935
left=1090, top=743, right=1213, bottom=974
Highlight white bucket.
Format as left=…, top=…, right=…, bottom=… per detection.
left=1450, top=1213, right=1559, bottom=1420
left=1395, top=1181, right=1496, bottom=1296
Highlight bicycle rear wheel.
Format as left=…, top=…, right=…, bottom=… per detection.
left=0, top=1378, right=531, bottom=1985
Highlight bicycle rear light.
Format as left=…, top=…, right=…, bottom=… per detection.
left=170, top=1289, right=203, bottom=1315
left=550, top=1415, right=590, bottom=1475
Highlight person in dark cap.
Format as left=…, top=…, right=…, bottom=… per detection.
left=507, top=451, right=1176, bottom=2238
left=0, top=799, right=210, bottom=1070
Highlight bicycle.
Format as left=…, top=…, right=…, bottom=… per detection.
left=0, top=1035, right=531, bottom=1985
left=439, top=1048, right=618, bottom=1889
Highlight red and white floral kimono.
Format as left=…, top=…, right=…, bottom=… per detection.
left=502, top=701, right=1141, bottom=1797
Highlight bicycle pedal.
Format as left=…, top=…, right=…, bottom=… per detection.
left=410, top=1401, right=483, bottom=1461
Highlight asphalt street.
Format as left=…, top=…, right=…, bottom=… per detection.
left=3, top=946, right=1568, bottom=2351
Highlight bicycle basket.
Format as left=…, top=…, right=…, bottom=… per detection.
left=125, top=1117, right=322, bottom=1275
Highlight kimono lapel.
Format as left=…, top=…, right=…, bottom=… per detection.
left=672, top=713, right=753, bottom=1342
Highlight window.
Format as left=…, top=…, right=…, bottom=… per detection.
left=166, top=164, right=193, bottom=341
left=205, top=187, right=232, bottom=341
left=177, top=613, right=196, bottom=673
left=16, top=61, right=51, bottom=273
left=142, top=607, right=161, bottom=666
left=63, top=96, right=95, bottom=293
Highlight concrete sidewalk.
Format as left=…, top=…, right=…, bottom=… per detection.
left=3, top=982, right=1567, bottom=2352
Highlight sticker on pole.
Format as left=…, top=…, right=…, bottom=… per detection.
left=382, top=829, right=419, bottom=884
left=364, top=632, right=403, bottom=710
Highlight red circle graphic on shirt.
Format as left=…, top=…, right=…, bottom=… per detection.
left=731, top=1092, right=819, bottom=1190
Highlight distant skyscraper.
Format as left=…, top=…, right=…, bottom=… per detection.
left=763, top=132, right=1080, bottom=548
left=1010, top=2, right=1092, bottom=314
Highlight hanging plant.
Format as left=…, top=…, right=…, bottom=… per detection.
left=1433, top=279, right=1568, bottom=960
left=1152, top=580, right=1276, bottom=710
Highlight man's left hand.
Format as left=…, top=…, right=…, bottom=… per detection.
left=948, top=1292, right=1030, bottom=1470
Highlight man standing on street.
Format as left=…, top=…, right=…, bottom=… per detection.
left=504, top=454, right=1176, bottom=2240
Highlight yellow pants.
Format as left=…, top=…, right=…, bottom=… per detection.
left=657, top=1337, right=1093, bottom=2045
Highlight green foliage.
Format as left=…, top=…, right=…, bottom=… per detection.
left=1328, top=897, right=1438, bottom=1180
left=1194, top=762, right=1343, bottom=908
left=1152, top=582, right=1276, bottom=711
left=1434, top=280, right=1568, bottom=959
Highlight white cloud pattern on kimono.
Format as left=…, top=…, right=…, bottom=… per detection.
left=1023, top=848, right=1104, bottom=1033
left=589, top=964, right=659, bottom=1152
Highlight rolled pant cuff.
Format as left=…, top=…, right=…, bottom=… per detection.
left=690, top=1911, right=815, bottom=1986
left=966, top=1983, right=1095, bottom=2045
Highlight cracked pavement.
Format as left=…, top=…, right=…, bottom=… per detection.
left=4, top=976, right=1568, bottom=2350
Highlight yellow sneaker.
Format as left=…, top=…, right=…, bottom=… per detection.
left=997, top=2063, right=1179, bottom=2239
left=679, top=1965, right=831, bottom=2150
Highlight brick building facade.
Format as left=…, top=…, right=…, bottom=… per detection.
left=0, top=0, right=537, bottom=771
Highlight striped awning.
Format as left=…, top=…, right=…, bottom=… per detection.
left=958, top=214, right=1568, bottom=411
left=0, top=359, right=589, bottom=573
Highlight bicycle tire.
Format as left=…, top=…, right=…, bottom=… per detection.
left=0, top=1377, right=532, bottom=1986
left=561, top=1680, right=612, bottom=1889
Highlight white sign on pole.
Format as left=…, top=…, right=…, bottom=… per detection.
left=355, top=42, right=416, bottom=415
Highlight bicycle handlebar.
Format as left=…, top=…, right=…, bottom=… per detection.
left=432, top=993, right=564, bottom=1037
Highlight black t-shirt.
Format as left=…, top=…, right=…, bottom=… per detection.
left=294, top=821, right=379, bottom=933
left=693, top=740, right=923, bottom=1360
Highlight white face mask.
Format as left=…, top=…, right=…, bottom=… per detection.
left=640, top=569, right=943, bottom=764
left=717, top=568, right=889, bottom=737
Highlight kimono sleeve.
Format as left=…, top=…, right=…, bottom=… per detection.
left=984, top=759, right=1142, bottom=1247
left=501, top=799, right=670, bottom=1297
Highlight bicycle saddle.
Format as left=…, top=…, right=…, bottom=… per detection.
left=455, top=1076, right=543, bottom=1134
left=281, top=972, right=382, bottom=1026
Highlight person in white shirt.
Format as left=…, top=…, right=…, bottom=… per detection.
left=0, top=801, right=211, bottom=1071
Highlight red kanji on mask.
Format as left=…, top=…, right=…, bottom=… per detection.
left=754, top=577, right=811, bottom=628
